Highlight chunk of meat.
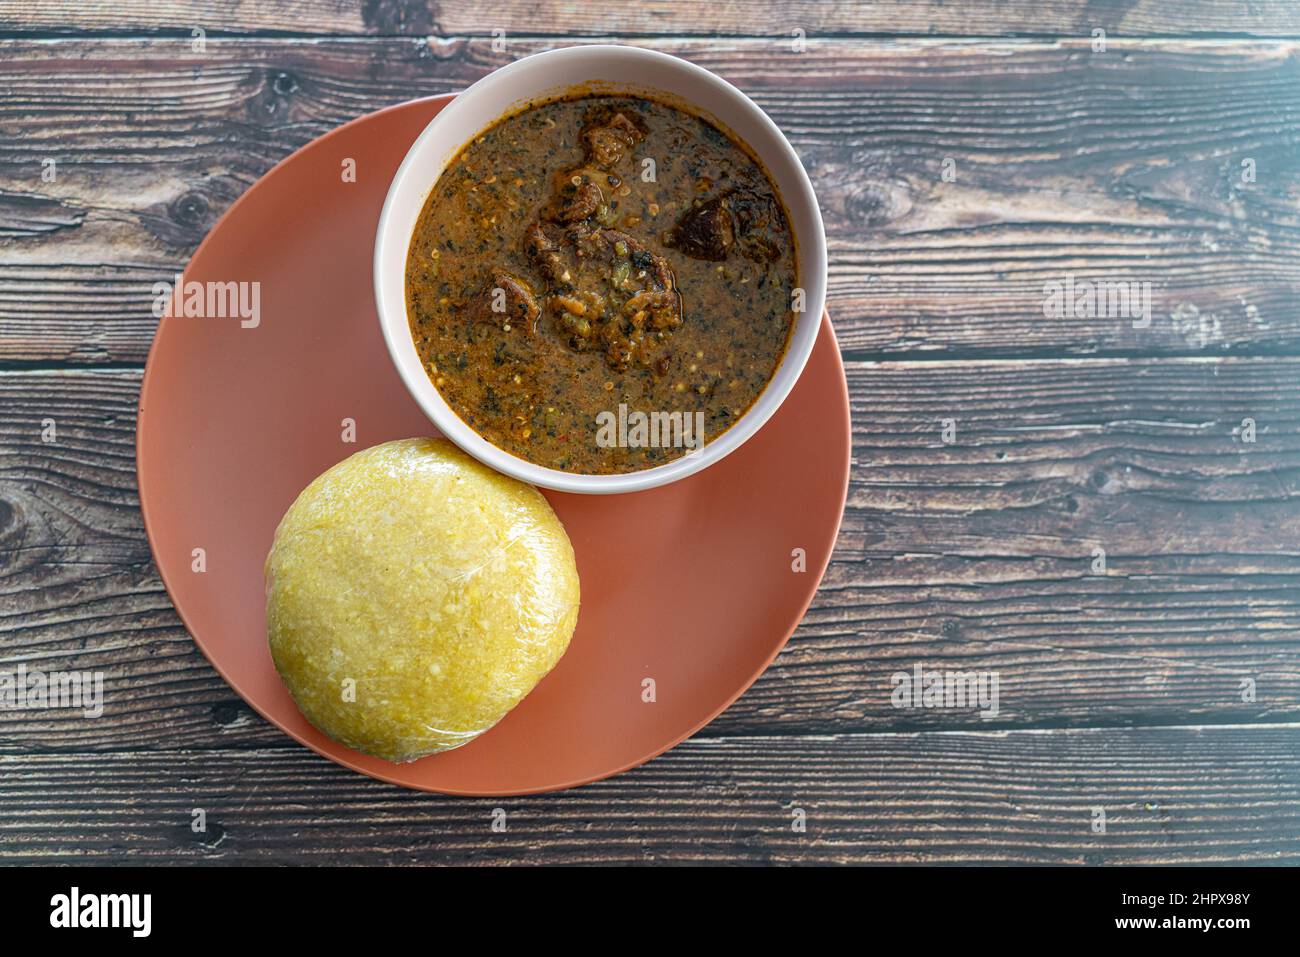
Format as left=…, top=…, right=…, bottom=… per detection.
left=728, top=189, right=785, bottom=263
left=581, top=112, right=644, bottom=168
left=544, top=178, right=603, bottom=224
left=665, top=195, right=734, bottom=261
left=524, top=222, right=571, bottom=285
left=515, top=108, right=686, bottom=372
left=665, top=189, right=787, bottom=264
left=565, top=226, right=681, bottom=370
left=474, top=271, right=540, bottom=331
left=571, top=227, right=673, bottom=288
left=525, top=221, right=681, bottom=372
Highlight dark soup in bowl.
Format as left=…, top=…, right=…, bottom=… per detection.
left=405, top=92, right=798, bottom=474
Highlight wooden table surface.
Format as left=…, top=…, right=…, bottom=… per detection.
left=2, top=1, right=1299, bottom=865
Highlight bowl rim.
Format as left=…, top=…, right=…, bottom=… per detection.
left=374, top=44, right=827, bottom=494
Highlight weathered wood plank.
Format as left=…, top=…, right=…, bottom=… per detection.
left=2, top=0, right=1298, bottom=39
left=3, top=358, right=1296, bottom=751
left=2, top=38, right=1299, bottom=363
left=2, top=727, right=1297, bottom=864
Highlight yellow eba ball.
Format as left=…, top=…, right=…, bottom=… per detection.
left=266, top=437, right=580, bottom=763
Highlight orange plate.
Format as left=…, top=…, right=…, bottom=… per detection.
left=137, top=95, right=851, bottom=795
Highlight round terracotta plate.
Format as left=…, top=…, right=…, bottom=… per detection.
left=138, top=95, right=851, bottom=795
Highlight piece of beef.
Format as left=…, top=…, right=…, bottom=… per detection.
left=524, top=221, right=681, bottom=372
left=474, top=271, right=540, bottom=331
left=574, top=229, right=677, bottom=309
left=665, top=189, right=786, bottom=264
left=728, top=189, right=785, bottom=263
left=524, top=222, right=571, bottom=286
left=544, top=178, right=603, bottom=224
left=581, top=112, right=644, bottom=168
left=665, top=195, right=734, bottom=261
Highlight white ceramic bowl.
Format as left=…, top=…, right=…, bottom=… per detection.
left=374, top=45, right=827, bottom=494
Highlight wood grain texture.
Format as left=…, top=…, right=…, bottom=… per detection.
left=2, top=38, right=1300, bottom=363
left=3, top=5, right=1300, bottom=863
left=2, top=727, right=1297, bottom=864
left=3, top=358, right=1296, bottom=753
left=3, top=1, right=1299, bottom=39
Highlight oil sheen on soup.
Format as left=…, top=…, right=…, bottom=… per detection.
left=405, top=93, right=798, bottom=474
